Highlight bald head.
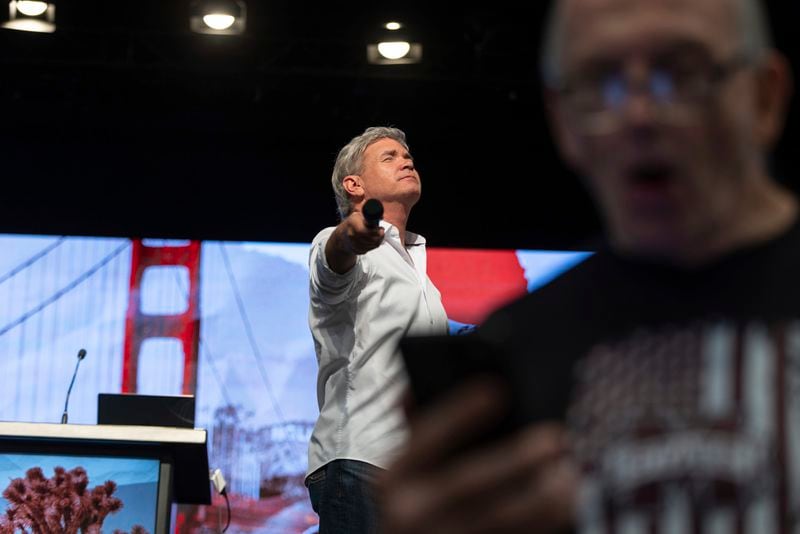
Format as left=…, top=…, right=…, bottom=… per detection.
left=541, top=0, right=773, bottom=86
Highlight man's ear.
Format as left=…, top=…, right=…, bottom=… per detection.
left=753, top=50, right=793, bottom=150
left=343, top=175, right=365, bottom=207
left=343, top=175, right=364, bottom=196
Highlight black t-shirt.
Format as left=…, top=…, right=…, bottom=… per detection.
left=480, top=220, right=800, bottom=532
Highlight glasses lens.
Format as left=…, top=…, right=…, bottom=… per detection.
left=649, top=70, right=675, bottom=103
left=601, top=75, right=628, bottom=110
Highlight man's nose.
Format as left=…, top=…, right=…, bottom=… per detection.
left=618, top=66, right=663, bottom=129
left=621, top=90, right=660, bottom=127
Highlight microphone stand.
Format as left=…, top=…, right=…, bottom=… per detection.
left=61, top=349, right=87, bottom=424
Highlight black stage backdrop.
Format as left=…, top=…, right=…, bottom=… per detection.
left=0, top=1, right=797, bottom=250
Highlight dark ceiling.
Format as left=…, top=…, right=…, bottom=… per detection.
left=0, top=1, right=798, bottom=250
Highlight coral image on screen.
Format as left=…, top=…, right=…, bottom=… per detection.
left=0, top=454, right=159, bottom=534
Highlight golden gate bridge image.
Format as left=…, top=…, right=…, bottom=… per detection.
left=0, top=233, right=588, bottom=533
left=0, top=235, right=320, bottom=533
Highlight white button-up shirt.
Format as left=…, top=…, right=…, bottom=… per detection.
left=307, top=221, right=449, bottom=476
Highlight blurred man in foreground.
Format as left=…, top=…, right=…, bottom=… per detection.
left=380, top=0, right=796, bottom=532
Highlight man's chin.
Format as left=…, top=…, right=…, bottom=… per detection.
left=399, top=188, right=421, bottom=204
left=611, top=219, right=692, bottom=261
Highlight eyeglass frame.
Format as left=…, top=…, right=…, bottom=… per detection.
left=551, top=47, right=757, bottom=134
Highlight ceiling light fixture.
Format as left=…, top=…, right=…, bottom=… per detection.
left=2, top=0, right=55, bottom=33
left=367, top=21, right=422, bottom=65
left=190, top=0, right=246, bottom=35
left=202, top=13, right=235, bottom=31
left=15, top=0, right=46, bottom=17
left=377, top=41, right=411, bottom=60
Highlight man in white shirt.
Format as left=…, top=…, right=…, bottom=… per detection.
left=306, top=126, right=449, bottom=533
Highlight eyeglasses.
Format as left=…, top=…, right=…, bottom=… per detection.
left=556, top=51, right=752, bottom=134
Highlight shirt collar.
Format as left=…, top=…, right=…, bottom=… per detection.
left=379, top=220, right=426, bottom=247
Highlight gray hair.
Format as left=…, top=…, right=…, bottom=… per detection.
left=331, top=126, right=409, bottom=219
left=540, top=0, right=774, bottom=87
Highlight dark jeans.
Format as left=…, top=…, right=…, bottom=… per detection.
left=306, top=459, right=382, bottom=534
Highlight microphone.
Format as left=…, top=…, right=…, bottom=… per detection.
left=61, top=349, right=87, bottom=424
left=363, top=199, right=384, bottom=228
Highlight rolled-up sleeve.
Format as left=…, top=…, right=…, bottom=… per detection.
left=309, top=228, right=365, bottom=306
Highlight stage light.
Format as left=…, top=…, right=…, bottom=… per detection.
left=367, top=21, right=422, bottom=65
left=2, top=0, right=55, bottom=33
left=16, top=1, right=46, bottom=16
left=202, top=13, right=235, bottom=30
left=190, top=0, right=246, bottom=35
left=367, top=41, right=421, bottom=64
left=377, top=41, right=411, bottom=60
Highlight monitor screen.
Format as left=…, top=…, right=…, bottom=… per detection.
left=0, top=452, right=162, bottom=534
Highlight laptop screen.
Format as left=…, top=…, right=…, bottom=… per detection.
left=97, top=393, right=195, bottom=429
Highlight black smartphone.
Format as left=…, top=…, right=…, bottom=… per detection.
left=400, top=332, right=569, bottom=452
left=400, top=334, right=524, bottom=451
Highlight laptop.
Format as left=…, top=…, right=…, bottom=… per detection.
left=97, top=393, right=195, bottom=429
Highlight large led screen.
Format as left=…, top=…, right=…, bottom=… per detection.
left=0, top=235, right=589, bottom=533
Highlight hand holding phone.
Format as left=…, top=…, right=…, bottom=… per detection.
left=384, top=334, right=578, bottom=534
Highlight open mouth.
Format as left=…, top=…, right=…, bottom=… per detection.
left=629, top=163, right=675, bottom=188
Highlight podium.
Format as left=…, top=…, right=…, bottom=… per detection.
left=0, top=422, right=211, bottom=534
